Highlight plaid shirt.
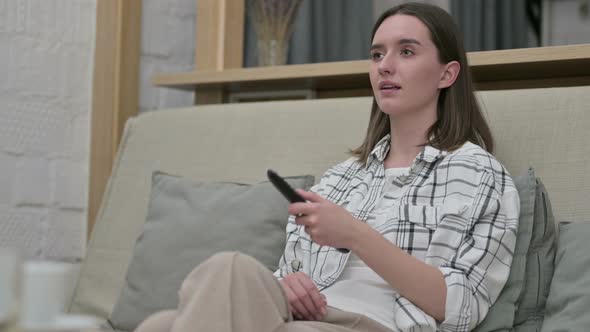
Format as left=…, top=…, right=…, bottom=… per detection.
left=274, top=135, right=520, bottom=332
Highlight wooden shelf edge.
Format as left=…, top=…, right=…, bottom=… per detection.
left=152, top=44, right=590, bottom=90
left=467, top=44, right=590, bottom=65
left=153, top=60, right=370, bottom=87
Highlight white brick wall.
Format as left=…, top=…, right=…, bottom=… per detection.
left=139, top=0, right=196, bottom=112
left=13, top=157, right=51, bottom=207
left=0, top=0, right=96, bottom=261
left=0, top=153, right=16, bottom=205
left=0, top=0, right=195, bottom=260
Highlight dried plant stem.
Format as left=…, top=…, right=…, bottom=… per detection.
left=248, top=0, right=302, bottom=42
left=247, top=0, right=302, bottom=65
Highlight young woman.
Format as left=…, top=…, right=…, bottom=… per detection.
left=135, top=3, right=519, bottom=332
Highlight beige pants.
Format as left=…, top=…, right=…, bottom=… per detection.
left=134, top=251, right=392, bottom=332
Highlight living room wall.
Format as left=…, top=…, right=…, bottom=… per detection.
left=0, top=0, right=96, bottom=260
left=139, top=0, right=195, bottom=113
left=0, top=0, right=196, bottom=261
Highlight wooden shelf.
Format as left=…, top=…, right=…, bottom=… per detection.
left=153, top=60, right=371, bottom=92
left=152, top=44, right=590, bottom=94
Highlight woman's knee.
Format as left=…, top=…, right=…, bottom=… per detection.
left=203, top=251, right=264, bottom=272
left=182, top=251, right=262, bottom=285
left=208, top=251, right=240, bottom=264
left=178, top=251, right=271, bottom=310
left=183, top=251, right=238, bottom=278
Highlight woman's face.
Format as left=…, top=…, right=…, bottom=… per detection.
left=369, top=14, right=453, bottom=117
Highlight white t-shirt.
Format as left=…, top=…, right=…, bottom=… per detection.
left=321, top=167, right=410, bottom=329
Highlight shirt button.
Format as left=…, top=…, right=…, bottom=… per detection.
left=291, top=259, right=302, bottom=272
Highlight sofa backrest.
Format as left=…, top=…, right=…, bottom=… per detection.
left=70, top=85, right=590, bottom=323
left=482, top=86, right=590, bottom=223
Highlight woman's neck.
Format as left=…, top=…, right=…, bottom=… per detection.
left=384, top=111, right=436, bottom=169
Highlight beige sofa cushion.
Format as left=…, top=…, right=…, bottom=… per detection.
left=70, top=97, right=372, bottom=320
left=482, top=86, right=590, bottom=223
left=69, top=86, right=590, bottom=324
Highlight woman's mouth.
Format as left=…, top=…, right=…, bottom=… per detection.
left=379, top=81, right=401, bottom=90
left=379, top=82, right=401, bottom=95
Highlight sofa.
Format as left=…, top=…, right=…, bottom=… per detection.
left=68, top=85, right=590, bottom=331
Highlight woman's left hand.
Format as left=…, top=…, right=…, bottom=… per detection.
left=288, top=189, right=362, bottom=250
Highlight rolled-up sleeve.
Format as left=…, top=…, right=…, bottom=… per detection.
left=273, top=172, right=332, bottom=280
left=438, top=172, right=520, bottom=331
left=272, top=158, right=360, bottom=281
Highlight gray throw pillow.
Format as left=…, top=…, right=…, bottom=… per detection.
left=109, top=171, right=315, bottom=331
left=512, top=179, right=556, bottom=332
left=473, top=168, right=536, bottom=332
left=540, top=221, right=590, bottom=332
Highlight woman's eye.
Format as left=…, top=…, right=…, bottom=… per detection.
left=371, top=52, right=384, bottom=60
left=401, top=49, right=414, bottom=56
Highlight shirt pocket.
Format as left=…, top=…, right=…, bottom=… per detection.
left=378, top=204, right=438, bottom=260
left=399, top=200, right=470, bottom=229
left=430, top=200, right=471, bottom=265
left=398, top=204, right=439, bottom=230
left=385, top=203, right=468, bottom=260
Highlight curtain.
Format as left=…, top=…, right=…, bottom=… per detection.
left=450, top=0, right=532, bottom=52
left=244, top=0, right=374, bottom=66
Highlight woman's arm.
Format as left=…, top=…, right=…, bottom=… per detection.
left=351, top=223, right=447, bottom=321
left=290, top=189, right=447, bottom=320
left=352, top=175, right=520, bottom=330
left=292, top=177, right=519, bottom=329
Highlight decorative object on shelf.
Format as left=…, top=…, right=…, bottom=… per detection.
left=247, top=0, right=303, bottom=66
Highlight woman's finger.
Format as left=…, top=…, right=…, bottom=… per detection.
left=288, top=276, right=319, bottom=320
left=294, top=215, right=311, bottom=227
left=295, top=273, right=327, bottom=319
left=296, top=189, right=325, bottom=203
left=288, top=202, right=318, bottom=218
left=283, top=276, right=313, bottom=319
left=280, top=279, right=304, bottom=319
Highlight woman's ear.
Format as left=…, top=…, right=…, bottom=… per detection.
left=438, top=61, right=460, bottom=89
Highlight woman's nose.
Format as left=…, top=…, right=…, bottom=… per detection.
left=378, top=55, right=394, bottom=75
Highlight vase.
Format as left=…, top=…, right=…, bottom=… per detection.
left=247, top=0, right=302, bottom=67
left=257, top=39, right=289, bottom=66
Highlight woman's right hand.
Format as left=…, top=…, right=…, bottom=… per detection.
left=279, top=272, right=327, bottom=321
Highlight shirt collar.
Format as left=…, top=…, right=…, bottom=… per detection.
left=418, top=145, right=449, bottom=163
left=366, top=134, right=449, bottom=167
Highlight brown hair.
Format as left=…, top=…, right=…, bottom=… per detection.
left=350, top=2, right=493, bottom=166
